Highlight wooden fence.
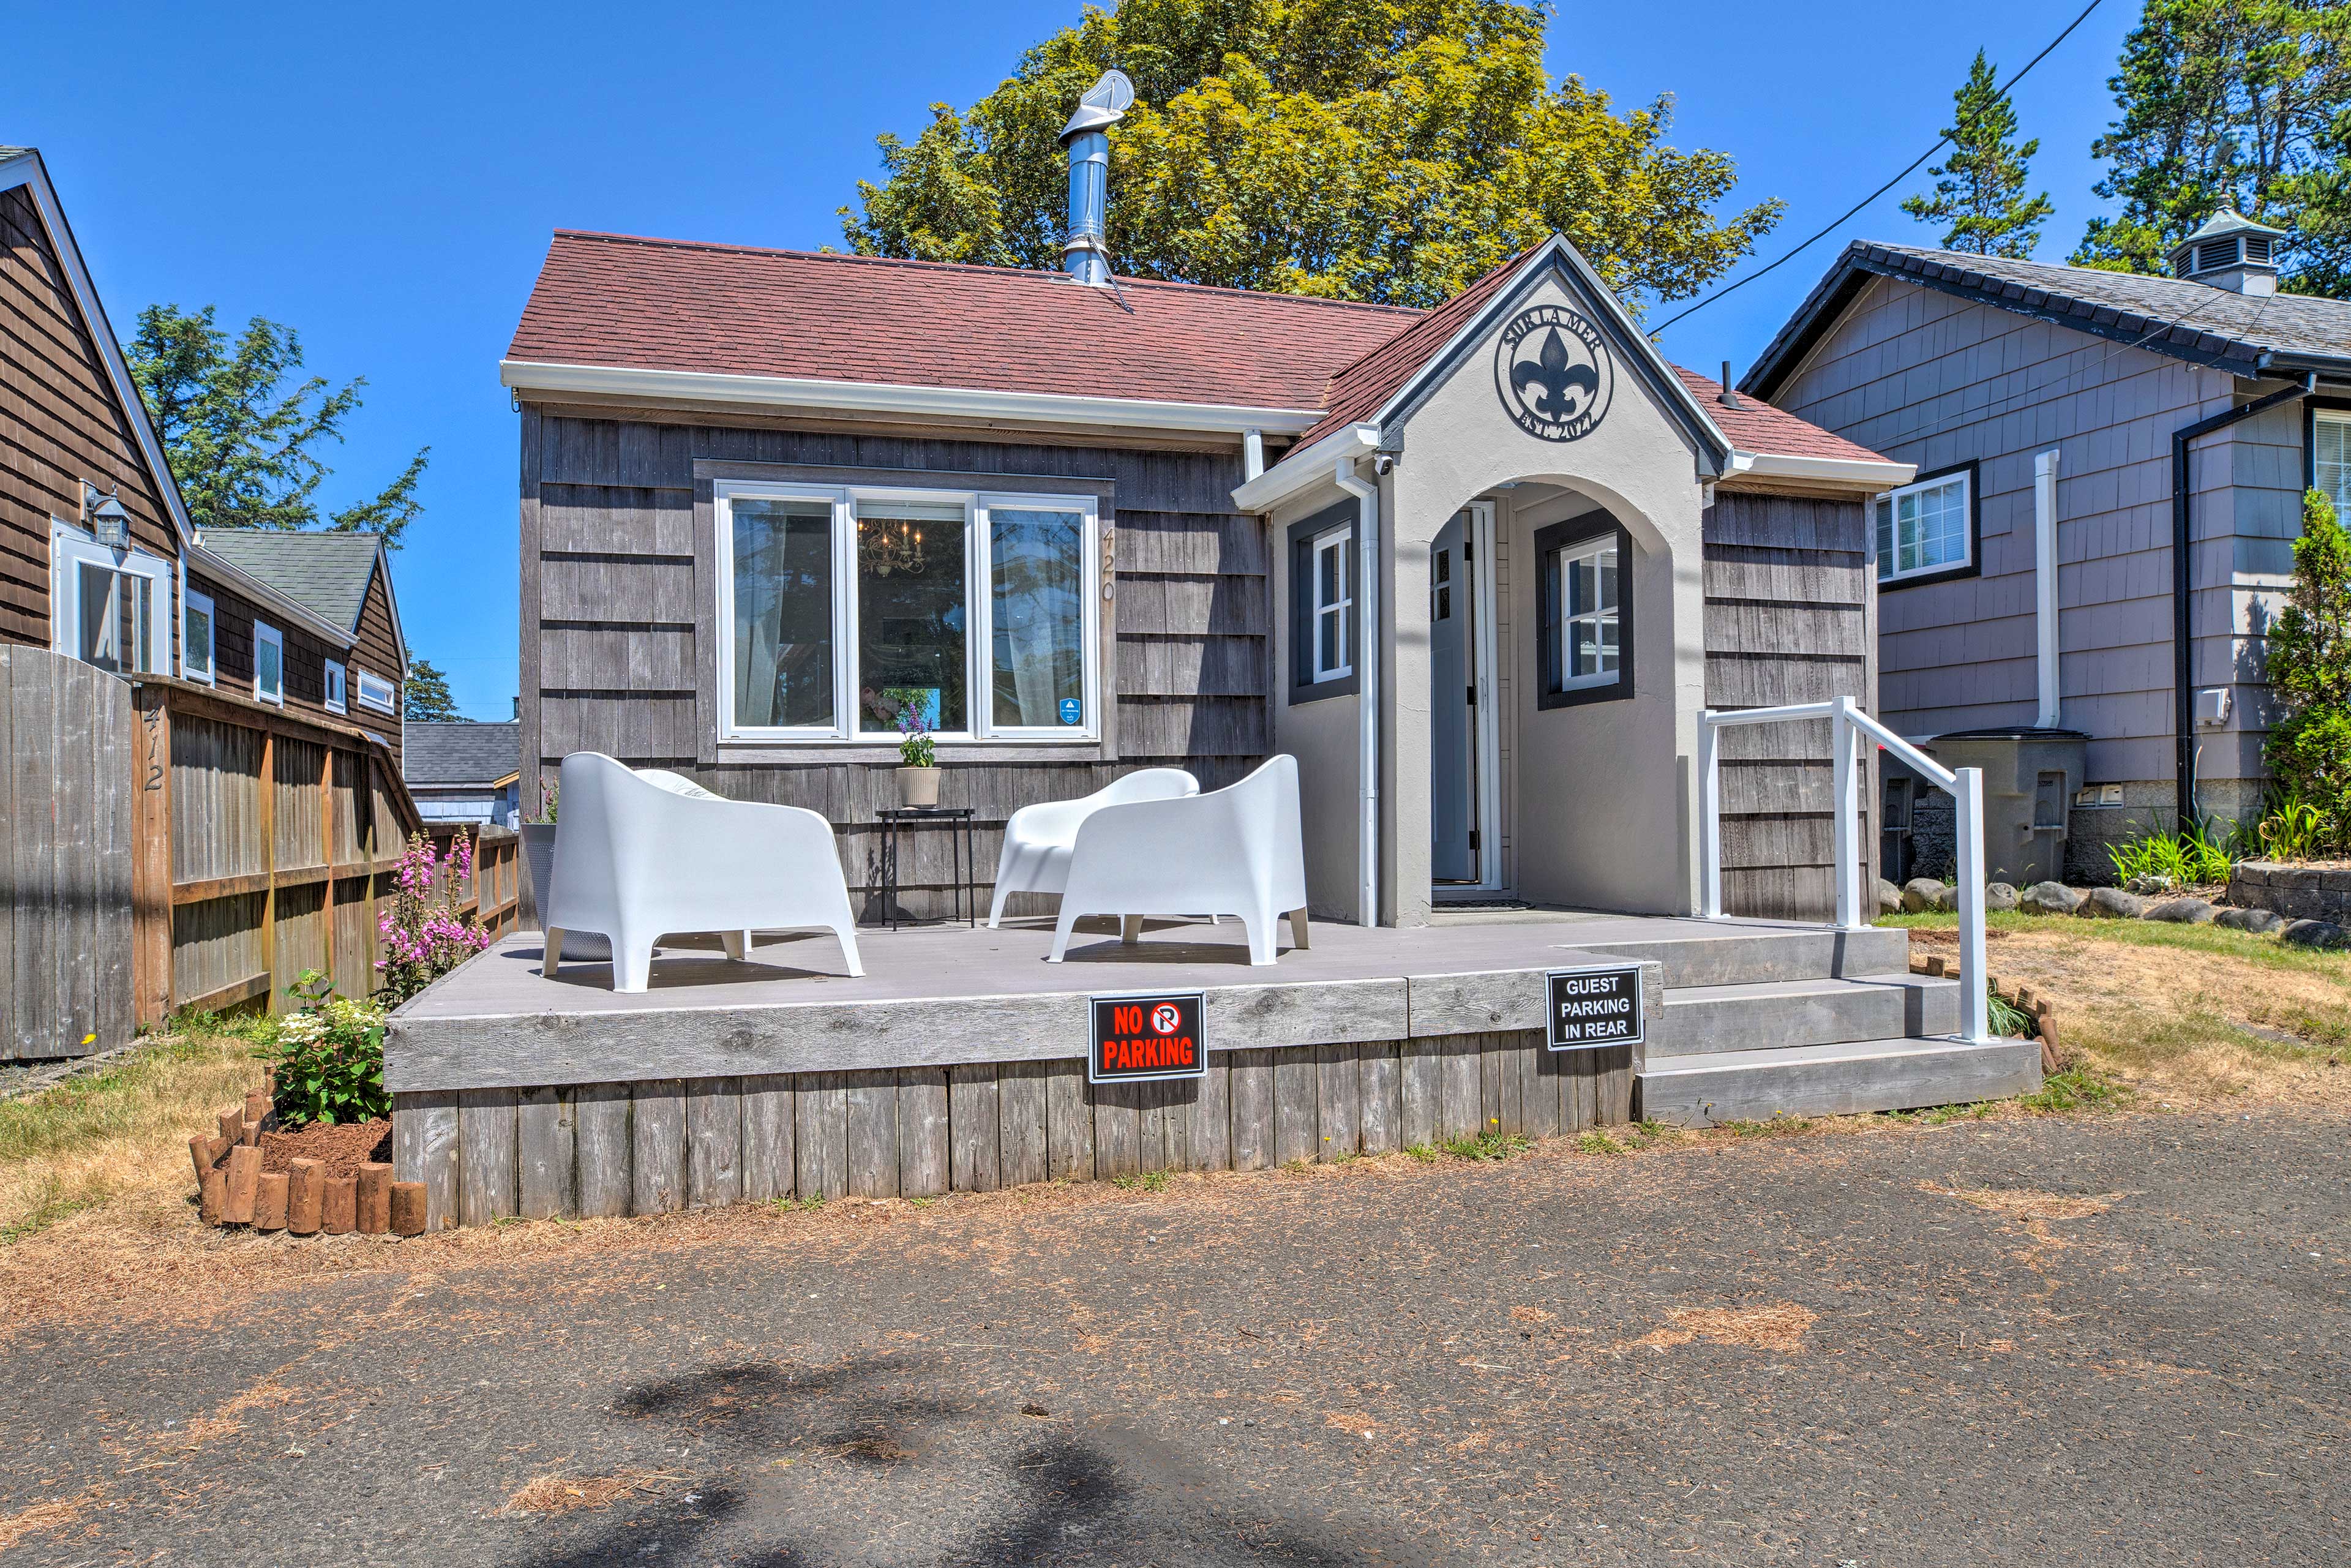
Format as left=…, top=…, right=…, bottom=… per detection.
left=2, top=642, right=519, bottom=1059
left=2, top=646, right=135, bottom=1061
left=130, top=675, right=519, bottom=1024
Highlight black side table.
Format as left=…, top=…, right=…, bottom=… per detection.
left=872, top=806, right=979, bottom=930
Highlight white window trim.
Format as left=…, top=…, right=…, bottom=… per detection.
left=1308, top=521, right=1354, bottom=683
left=323, top=658, right=347, bottom=714
left=181, top=585, right=216, bottom=685
left=253, top=621, right=285, bottom=706
left=1875, top=470, right=1974, bottom=585
left=50, top=521, right=173, bottom=676
left=1555, top=535, right=1621, bottom=692
left=2318, top=410, right=2351, bottom=519
left=713, top=480, right=1103, bottom=746
left=354, top=667, right=397, bottom=715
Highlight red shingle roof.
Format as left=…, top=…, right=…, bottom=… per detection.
left=508, top=230, right=1416, bottom=411
left=507, top=229, right=1891, bottom=468
left=1667, top=365, right=1891, bottom=465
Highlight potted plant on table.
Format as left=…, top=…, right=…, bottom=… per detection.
left=897, top=708, right=940, bottom=808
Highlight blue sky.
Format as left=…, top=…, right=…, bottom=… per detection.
left=13, top=1, right=2140, bottom=720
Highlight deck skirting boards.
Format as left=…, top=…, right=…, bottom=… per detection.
left=389, top=1033, right=1635, bottom=1229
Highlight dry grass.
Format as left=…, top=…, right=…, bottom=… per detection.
left=1920, top=1183, right=2127, bottom=1223
left=1892, top=912, right=2351, bottom=1106
left=0, top=1024, right=267, bottom=1244
left=501, top=1468, right=691, bottom=1515
left=1613, top=1302, right=1818, bottom=1356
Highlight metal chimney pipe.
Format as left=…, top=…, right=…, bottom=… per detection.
left=1059, top=70, right=1134, bottom=286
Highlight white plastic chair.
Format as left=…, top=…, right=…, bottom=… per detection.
left=542, top=752, right=863, bottom=991
left=1046, top=755, right=1310, bottom=966
left=988, top=767, right=1201, bottom=928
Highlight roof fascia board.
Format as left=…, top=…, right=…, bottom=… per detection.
left=1372, top=238, right=1734, bottom=479
left=365, top=536, right=409, bottom=673
left=186, top=544, right=356, bottom=649
left=1229, top=423, right=1379, bottom=512
left=1725, top=450, right=1916, bottom=489
left=1, top=151, right=199, bottom=550
left=501, top=359, right=1324, bottom=438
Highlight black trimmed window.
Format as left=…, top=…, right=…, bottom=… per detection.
left=1535, top=512, right=1632, bottom=709
left=1288, top=500, right=1359, bottom=703
left=2319, top=410, right=2350, bottom=523
left=1875, top=462, right=1978, bottom=587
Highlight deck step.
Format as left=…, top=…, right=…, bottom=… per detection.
left=1635, top=1036, right=2042, bottom=1127
left=1657, top=972, right=1960, bottom=1056
left=1568, top=925, right=1910, bottom=988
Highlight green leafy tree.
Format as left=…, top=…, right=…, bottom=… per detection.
left=841, top=0, right=1783, bottom=312
left=2072, top=0, right=2351, bottom=294
left=402, top=658, right=461, bottom=722
left=2264, top=488, right=2351, bottom=841
left=1902, top=50, right=2055, bottom=257
left=127, top=303, right=429, bottom=546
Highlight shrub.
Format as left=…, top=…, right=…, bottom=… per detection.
left=2263, top=487, right=2351, bottom=851
left=377, top=831, right=492, bottom=1004
left=259, top=970, right=389, bottom=1127
left=2105, top=823, right=2233, bottom=887
left=2255, top=790, right=2331, bottom=861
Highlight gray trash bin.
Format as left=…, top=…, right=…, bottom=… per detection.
left=1921, top=729, right=2090, bottom=888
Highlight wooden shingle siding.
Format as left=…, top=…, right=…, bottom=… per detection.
left=1, top=185, right=180, bottom=651
left=522, top=408, right=1269, bottom=915
left=1701, top=490, right=1875, bottom=920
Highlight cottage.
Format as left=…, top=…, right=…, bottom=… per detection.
left=385, top=77, right=2036, bottom=1227
left=1747, top=216, right=2351, bottom=876
left=403, top=720, right=522, bottom=827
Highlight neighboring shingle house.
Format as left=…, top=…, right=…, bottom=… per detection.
left=403, top=720, right=520, bottom=826
left=1747, top=212, right=2351, bottom=869
left=3, top=144, right=409, bottom=763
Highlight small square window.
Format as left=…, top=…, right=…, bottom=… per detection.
left=324, top=659, right=347, bottom=715
left=182, top=589, right=215, bottom=684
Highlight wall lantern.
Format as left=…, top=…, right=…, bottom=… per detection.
left=83, top=484, right=132, bottom=550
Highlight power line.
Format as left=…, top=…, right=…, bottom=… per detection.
left=1654, top=0, right=2110, bottom=336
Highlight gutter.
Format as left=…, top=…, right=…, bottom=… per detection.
left=501, top=359, right=1325, bottom=440
left=2170, top=373, right=2315, bottom=827
left=1722, top=449, right=1916, bottom=490
left=1230, top=423, right=1379, bottom=512
left=1332, top=456, right=1382, bottom=929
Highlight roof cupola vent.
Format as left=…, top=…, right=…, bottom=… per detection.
left=1059, top=70, right=1135, bottom=287
left=2170, top=207, right=2287, bottom=295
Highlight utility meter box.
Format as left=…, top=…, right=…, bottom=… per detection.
left=1921, top=728, right=2090, bottom=888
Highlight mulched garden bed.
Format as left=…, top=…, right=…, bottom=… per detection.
left=187, top=1075, right=424, bottom=1237
left=258, top=1119, right=391, bottom=1179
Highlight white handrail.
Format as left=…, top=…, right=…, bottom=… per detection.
left=1698, top=695, right=1990, bottom=1045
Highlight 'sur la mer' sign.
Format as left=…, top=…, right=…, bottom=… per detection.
left=1543, top=964, right=1644, bottom=1051
left=1088, top=991, right=1207, bottom=1084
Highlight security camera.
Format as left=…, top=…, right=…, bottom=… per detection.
left=1374, top=454, right=1395, bottom=475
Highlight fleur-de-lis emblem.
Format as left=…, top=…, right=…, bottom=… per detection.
left=1511, top=327, right=1600, bottom=422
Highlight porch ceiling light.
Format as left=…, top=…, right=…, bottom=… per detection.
left=83, top=484, right=131, bottom=550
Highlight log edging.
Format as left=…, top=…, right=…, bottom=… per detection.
left=187, top=1070, right=427, bottom=1238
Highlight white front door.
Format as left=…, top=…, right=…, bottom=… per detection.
left=1430, top=511, right=1477, bottom=883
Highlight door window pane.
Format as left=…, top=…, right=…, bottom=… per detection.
left=989, top=507, right=1084, bottom=727
left=732, top=499, right=836, bottom=729
left=857, top=501, right=967, bottom=733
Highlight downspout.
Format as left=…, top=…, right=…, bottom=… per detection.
left=1333, top=457, right=1380, bottom=928
left=2033, top=450, right=2061, bottom=730
left=2170, top=373, right=2314, bottom=827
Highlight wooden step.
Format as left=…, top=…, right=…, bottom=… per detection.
left=1656, top=972, right=1960, bottom=1056
left=1635, top=1036, right=2042, bottom=1127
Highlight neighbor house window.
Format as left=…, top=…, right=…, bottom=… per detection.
left=1308, top=524, right=1354, bottom=683
left=1535, top=512, right=1633, bottom=709
left=51, top=525, right=171, bottom=677
left=1875, top=465, right=1976, bottom=585
left=715, top=482, right=1101, bottom=743
left=323, top=659, right=347, bottom=714
left=1285, top=501, right=1359, bottom=704
left=355, top=669, right=397, bottom=715
left=253, top=621, right=284, bottom=705
left=182, top=587, right=215, bottom=684
left=2319, top=411, right=2351, bottom=523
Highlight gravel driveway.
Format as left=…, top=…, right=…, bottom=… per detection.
left=2, top=1109, right=2343, bottom=1565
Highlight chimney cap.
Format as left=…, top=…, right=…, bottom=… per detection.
left=1060, top=69, right=1136, bottom=143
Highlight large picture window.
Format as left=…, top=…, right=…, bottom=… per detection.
left=716, top=482, right=1101, bottom=745
left=1875, top=465, right=1976, bottom=586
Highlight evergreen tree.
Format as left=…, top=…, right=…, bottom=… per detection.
left=127, top=304, right=429, bottom=547
left=2072, top=0, right=2351, bottom=295
left=402, top=659, right=462, bottom=722
left=2265, top=488, right=2351, bottom=841
left=842, top=0, right=1783, bottom=312
left=1902, top=50, right=2055, bottom=257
